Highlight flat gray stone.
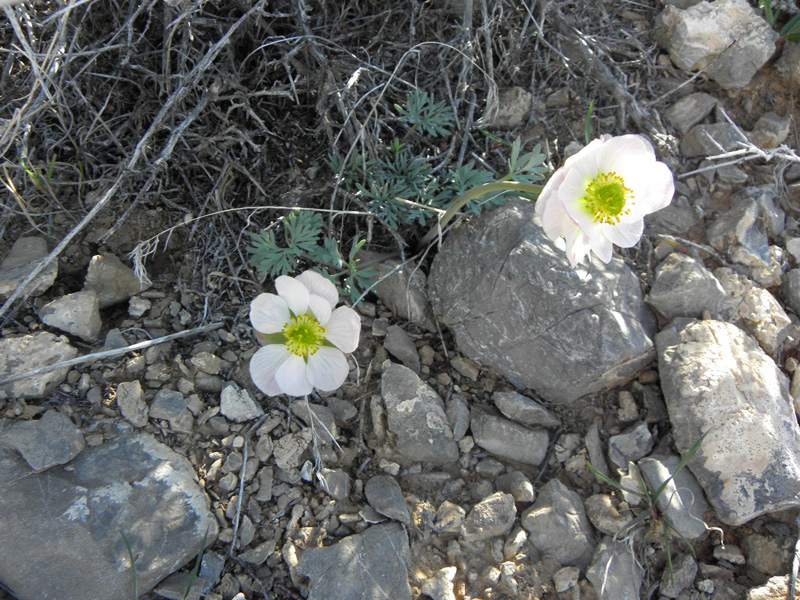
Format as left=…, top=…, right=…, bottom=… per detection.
left=655, top=0, right=778, bottom=90
left=273, top=429, right=313, bottom=471
left=587, top=537, right=644, bottom=600
left=0, top=236, right=57, bottom=297
left=421, top=567, right=457, bottom=600
left=639, top=454, right=709, bottom=540
left=39, top=290, right=102, bottom=342
left=681, top=122, right=750, bottom=157
left=116, top=380, right=148, bottom=428
left=660, top=554, right=697, bottom=598
left=521, top=479, right=596, bottom=569
left=380, top=363, right=458, bottom=462
left=657, top=319, right=800, bottom=525
left=608, top=421, right=654, bottom=468
left=664, top=92, right=718, bottom=134
left=429, top=199, right=656, bottom=404
left=149, top=389, right=192, bottom=433
left=0, top=433, right=217, bottom=600
left=491, top=86, right=532, bottom=128
left=384, top=325, right=420, bottom=373
left=647, top=253, right=727, bottom=319
left=461, top=491, right=516, bottom=543
left=316, top=468, right=350, bottom=501
left=291, top=399, right=338, bottom=444
left=471, top=410, right=548, bottom=466
left=496, top=470, right=535, bottom=503
left=708, top=197, right=770, bottom=267
left=445, top=394, right=470, bottom=442
left=493, top=391, right=560, bottom=428
left=0, top=332, right=78, bottom=399
left=750, top=112, right=792, bottom=149
left=83, top=253, right=151, bottom=308
left=365, top=475, right=410, bottom=524
left=296, top=523, right=411, bottom=600
left=0, top=409, right=85, bottom=471
left=220, top=382, right=264, bottom=423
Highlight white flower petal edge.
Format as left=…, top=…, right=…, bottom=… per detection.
left=275, top=275, right=309, bottom=316
left=275, top=354, right=313, bottom=396
left=306, top=346, right=349, bottom=391
left=250, top=293, right=290, bottom=334
left=308, top=294, right=332, bottom=325
left=324, top=306, right=361, bottom=353
left=250, top=344, right=291, bottom=396
left=296, top=270, right=339, bottom=308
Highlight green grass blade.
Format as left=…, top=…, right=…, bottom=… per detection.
left=652, top=431, right=709, bottom=502
left=663, top=520, right=674, bottom=585
left=585, top=460, right=646, bottom=497
left=181, top=527, right=210, bottom=600
left=663, top=516, right=696, bottom=557
left=121, top=531, right=138, bottom=600
left=781, top=13, right=800, bottom=39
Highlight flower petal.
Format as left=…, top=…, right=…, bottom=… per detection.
left=275, top=354, right=313, bottom=396
left=296, top=270, right=339, bottom=308
left=603, top=219, right=644, bottom=248
left=308, top=294, right=332, bottom=325
left=306, top=346, right=349, bottom=391
left=250, top=293, right=290, bottom=333
left=535, top=164, right=568, bottom=218
left=250, top=344, right=290, bottom=396
left=324, top=306, right=361, bottom=353
left=563, top=227, right=593, bottom=267
left=276, top=275, right=309, bottom=316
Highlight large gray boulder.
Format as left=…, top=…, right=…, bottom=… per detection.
left=657, top=319, right=800, bottom=525
left=429, top=199, right=656, bottom=403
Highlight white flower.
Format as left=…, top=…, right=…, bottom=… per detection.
left=249, top=270, right=361, bottom=397
left=535, top=134, right=674, bottom=267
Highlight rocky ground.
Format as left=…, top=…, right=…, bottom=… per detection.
left=1, top=0, right=800, bottom=599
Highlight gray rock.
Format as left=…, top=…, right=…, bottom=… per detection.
left=707, top=197, right=770, bottom=267
left=190, top=351, right=222, bottom=375
left=384, top=325, right=420, bottom=373
left=655, top=0, right=778, bottom=90
left=434, top=501, right=465, bottom=533
left=664, top=92, right=718, bottom=134
left=681, top=122, right=750, bottom=157
left=646, top=195, right=700, bottom=237
left=608, top=422, right=654, bottom=468
left=737, top=185, right=785, bottom=238
left=326, top=398, right=357, bottom=426
left=495, top=470, right=535, bottom=503
left=461, top=491, right=516, bottom=543
left=490, top=86, right=532, bottom=129
left=493, top=391, right=560, bottom=428
left=116, top=380, right=148, bottom=428
left=0, top=236, right=57, bottom=297
left=521, top=479, right=596, bottom=569
left=750, top=112, right=792, bottom=149
left=747, top=575, right=799, bottom=600
left=587, top=537, right=644, bottom=600
left=647, top=253, right=727, bottom=319
left=445, top=394, right=470, bottom=442
left=660, top=554, right=697, bottom=598
left=316, top=468, right=350, bottom=501
left=471, top=410, right=548, bottom=466
left=715, top=268, right=791, bottom=358
left=83, top=253, right=151, bottom=308
left=639, top=454, right=709, bottom=539
left=657, top=319, right=800, bottom=525
left=362, top=251, right=436, bottom=331
left=782, top=269, right=800, bottom=315
left=0, top=332, right=78, bottom=399
left=365, top=475, right=410, bottom=524
left=149, top=388, right=193, bottom=433
left=0, top=433, right=217, bottom=600
left=220, top=382, right=264, bottom=423
left=776, top=43, right=800, bottom=91
left=421, top=567, right=457, bottom=600
left=296, top=523, right=411, bottom=600
left=0, top=409, right=85, bottom=471
left=128, top=295, right=151, bottom=317
left=553, top=566, right=580, bottom=593
left=429, top=199, right=656, bottom=404
left=583, top=494, right=634, bottom=536
left=273, top=429, right=313, bottom=471
left=380, top=363, right=458, bottom=462
left=291, top=399, right=338, bottom=444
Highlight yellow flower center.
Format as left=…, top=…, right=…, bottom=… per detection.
left=582, top=171, right=633, bottom=224
left=282, top=313, right=324, bottom=358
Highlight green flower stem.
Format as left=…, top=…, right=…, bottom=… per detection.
left=416, top=181, right=543, bottom=251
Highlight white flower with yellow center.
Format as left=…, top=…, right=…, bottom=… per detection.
left=249, top=270, right=361, bottom=397
left=535, top=134, right=674, bottom=266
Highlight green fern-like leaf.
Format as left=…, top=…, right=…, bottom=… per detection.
left=284, top=210, right=323, bottom=254
left=247, top=229, right=299, bottom=277
left=395, top=89, right=455, bottom=137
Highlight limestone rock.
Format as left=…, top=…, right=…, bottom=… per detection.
left=461, top=492, right=516, bottom=543
left=0, top=409, right=85, bottom=471
left=0, top=236, right=57, bottom=297
left=39, top=290, right=102, bottom=342
left=0, top=332, right=78, bottom=399
left=429, top=199, right=656, bottom=403
left=587, top=537, right=644, bottom=600
left=647, top=253, right=726, bottom=319
left=656, top=319, right=800, bottom=525
left=492, top=391, right=560, bottom=428
left=471, top=410, right=548, bottom=466
left=664, top=92, right=718, bottom=134
left=83, top=253, right=151, bottom=308
left=365, top=475, right=410, bottom=524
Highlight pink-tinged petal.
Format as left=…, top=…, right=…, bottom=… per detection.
left=588, top=232, right=614, bottom=263
left=324, top=306, right=361, bottom=353
left=276, top=275, right=309, bottom=316
left=275, top=354, right=313, bottom=396
left=250, top=344, right=290, bottom=396
left=250, top=293, right=290, bottom=333
left=535, top=165, right=568, bottom=217
left=306, top=346, right=349, bottom=391
left=603, top=219, right=644, bottom=248
left=296, top=270, right=339, bottom=308
left=540, top=195, right=571, bottom=240
left=308, top=294, right=332, bottom=325
left=563, top=227, right=593, bottom=267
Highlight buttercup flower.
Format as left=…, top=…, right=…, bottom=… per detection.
left=249, top=270, right=361, bottom=397
left=535, top=134, right=674, bottom=266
